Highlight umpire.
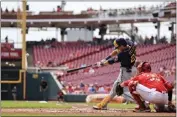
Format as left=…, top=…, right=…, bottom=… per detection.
left=93, top=38, right=137, bottom=110
left=40, top=77, right=48, bottom=101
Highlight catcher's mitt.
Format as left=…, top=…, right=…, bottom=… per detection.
left=116, top=82, right=123, bottom=96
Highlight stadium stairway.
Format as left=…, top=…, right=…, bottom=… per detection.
left=50, top=72, right=67, bottom=95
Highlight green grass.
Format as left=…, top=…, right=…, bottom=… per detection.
left=1, top=101, right=137, bottom=109
left=1, top=101, right=72, bottom=109
left=1, top=101, right=157, bottom=116
left=0, top=101, right=138, bottom=117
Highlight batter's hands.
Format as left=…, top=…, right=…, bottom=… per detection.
left=96, top=62, right=102, bottom=67
left=100, top=59, right=106, bottom=63
left=95, top=61, right=103, bottom=67
left=94, top=59, right=106, bottom=68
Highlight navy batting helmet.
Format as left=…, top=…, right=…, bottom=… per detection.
left=113, top=38, right=127, bottom=49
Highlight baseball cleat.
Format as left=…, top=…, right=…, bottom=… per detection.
left=93, top=105, right=107, bottom=110
left=133, top=104, right=151, bottom=112
left=133, top=107, right=151, bottom=112
left=93, top=95, right=110, bottom=110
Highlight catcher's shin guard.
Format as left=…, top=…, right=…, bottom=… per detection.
left=168, top=90, right=173, bottom=102
left=93, top=95, right=111, bottom=110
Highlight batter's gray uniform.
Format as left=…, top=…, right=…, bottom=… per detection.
left=102, top=39, right=137, bottom=107
left=106, top=39, right=137, bottom=102
left=110, top=66, right=137, bottom=102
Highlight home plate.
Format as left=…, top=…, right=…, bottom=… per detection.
left=39, top=101, right=48, bottom=103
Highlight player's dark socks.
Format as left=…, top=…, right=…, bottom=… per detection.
left=168, top=90, right=173, bottom=102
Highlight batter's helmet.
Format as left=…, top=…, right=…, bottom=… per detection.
left=113, top=38, right=127, bottom=49
left=138, top=62, right=151, bottom=73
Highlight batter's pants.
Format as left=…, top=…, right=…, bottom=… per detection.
left=109, top=66, right=137, bottom=102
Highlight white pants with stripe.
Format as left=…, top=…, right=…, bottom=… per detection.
left=136, top=84, right=168, bottom=105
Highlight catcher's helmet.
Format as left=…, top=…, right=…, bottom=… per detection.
left=138, top=62, right=151, bottom=73
left=113, top=38, right=127, bottom=49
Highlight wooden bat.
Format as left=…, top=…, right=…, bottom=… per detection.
left=67, top=64, right=96, bottom=73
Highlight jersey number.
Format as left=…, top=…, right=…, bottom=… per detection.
left=149, top=77, right=160, bottom=82
left=129, top=46, right=136, bottom=63
left=131, top=53, right=136, bottom=63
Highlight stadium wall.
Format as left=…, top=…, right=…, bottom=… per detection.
left=1, top=83, right=23, bottom=100
left=26, top=72, right=88, bottom=102
left=1, top=69, right=23, bottom=100
left=26, top=72, right=59, bottom=100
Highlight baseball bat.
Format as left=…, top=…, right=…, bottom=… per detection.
left=67, top=64, right=95, bottom=73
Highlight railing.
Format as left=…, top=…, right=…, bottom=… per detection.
left=39, top=11, right=73, bottom=15
left=1, top=39, right=14, bottom=43
left=1, top=14, right=154, bottom=22
left=50, top=72, right=67, bottom=95
left=2, top=3, right=173, bottom=19
left=1, top=41, right=22, bottom=49
left=1, top=11, right=33, bottom=15
left=1, top=4, right=175, bottom=25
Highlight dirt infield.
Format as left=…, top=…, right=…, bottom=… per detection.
left=2, top=104, right=176, bottom=116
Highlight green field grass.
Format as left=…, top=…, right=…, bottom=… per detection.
left=1, top=101, right=147, bottom=116
left=1, top=101, right=136, bottom=109
left=1, top=101, right=72, bottom=109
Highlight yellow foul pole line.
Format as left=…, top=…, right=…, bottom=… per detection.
left=22, top=0, right=26, bottom=70
left=22, top=0, right=27, bottom=99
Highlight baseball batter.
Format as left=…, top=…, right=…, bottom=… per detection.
left=121, top=62, right=175, bottom=112
left=93, top=38, right=137, bottom=110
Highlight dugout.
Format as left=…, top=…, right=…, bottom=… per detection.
left=1, top=42, right=25, bottom=100
left=1, top=59, right=23, bottom=100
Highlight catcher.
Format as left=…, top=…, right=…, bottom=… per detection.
left=93, top=38, right=137, bottom=110
left=121, top=62, right=176, bottom=112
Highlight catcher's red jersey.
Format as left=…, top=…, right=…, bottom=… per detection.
left=123, top=72, right=173, bottom=93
